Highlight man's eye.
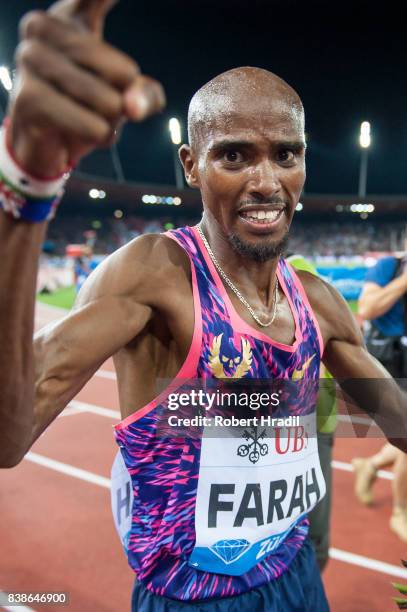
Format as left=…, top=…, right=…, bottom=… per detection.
left=278, top=149, right=295, bottom=163
left=224, top=150, right=243, bottom=163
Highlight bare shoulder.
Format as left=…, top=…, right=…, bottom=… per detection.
left=75, top=232, right=191, bottom=309
left=294, top=269, right=363, bottom=347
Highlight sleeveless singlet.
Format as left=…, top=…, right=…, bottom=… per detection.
left=111, top=225, right=326, bottom=602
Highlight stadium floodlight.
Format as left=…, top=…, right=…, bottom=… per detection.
left=89, top=188, right=100, bottom=199
left=89, top=188, right=107, bottom=199
left=359, top=121, right=371, bottom=148
left=0, top=66, right=12, bottom=92
left=168, top=118, right=184, bottom=189
left=358, top=121, right=371, bottom=198
left=169, top=118, right=182, bottom=145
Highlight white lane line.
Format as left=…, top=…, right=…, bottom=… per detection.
left=57, top=404, right=88, bottom=418
left=95, top=369, right=117, bottom=381
left=22, top=452, right=404, bottom=578
left=66, top=400, right=120, bottom=420
left=330, top=548, right=407, bottom=579
left=336, top=414, right=379, bottom=427
left=25, top=452, right=111, bottom=489
left=332, top=459, right=393, bottom=480
left=0, top=591, right=35, bottom=611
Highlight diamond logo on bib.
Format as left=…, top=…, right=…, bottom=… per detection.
left=210, top=539, right=251, bottom=564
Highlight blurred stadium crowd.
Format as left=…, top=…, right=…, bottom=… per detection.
left=288, top=220, right=402, bottom=257
left=44, top=215, right=403, bottom=258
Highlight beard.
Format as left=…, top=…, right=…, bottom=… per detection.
left=227, top=230, right=289, bottom=263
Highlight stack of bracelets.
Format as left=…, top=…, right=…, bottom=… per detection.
left=0, top=119, right=71, bottom=223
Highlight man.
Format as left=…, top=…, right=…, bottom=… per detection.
left=358, top=240, right=407, bottom=378
left=73, top=255, right=92, bottom=292
left=352, top=244, right=407, bottom=541
left=1, top=1, right=407, bottom=610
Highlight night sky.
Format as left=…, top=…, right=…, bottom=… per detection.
left=0, top=0, right=406, bottom=195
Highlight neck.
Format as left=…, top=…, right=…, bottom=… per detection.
left=199, top=213, right=280, bottom=307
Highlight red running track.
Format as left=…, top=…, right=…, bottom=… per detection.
left=1, top=303, right=406, bottom=611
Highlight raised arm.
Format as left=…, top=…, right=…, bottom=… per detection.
left=0, top=216, right=47, bottom=465
left=0, top=0, right=165, bottom=467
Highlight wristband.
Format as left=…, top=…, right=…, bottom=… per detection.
left=0, top=122, right=70, bottom=222
left=0, top=176, right=63, bottom=221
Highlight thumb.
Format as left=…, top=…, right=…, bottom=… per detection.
left=123, top=75, right=166, bottom=121
left=48, top=0, right=118, bottom=36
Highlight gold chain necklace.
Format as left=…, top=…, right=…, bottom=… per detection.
left=197, top=225, right=279, bottom=327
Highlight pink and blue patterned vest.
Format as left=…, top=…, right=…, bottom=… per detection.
left=111, top=225, right=325, bottom=602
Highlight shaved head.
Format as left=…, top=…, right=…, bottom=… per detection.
left=179, top=67, right=306, bottom=266
left=188, top=67, right=304, bottom=152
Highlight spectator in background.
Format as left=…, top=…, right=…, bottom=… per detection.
left=45, top=216, right=404, bottom=259
left=352, top=236, right=407, bottom=541
left=73, top=255, right=98, bottom=293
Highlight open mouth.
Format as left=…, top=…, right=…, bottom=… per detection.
left=238, top=208, right=284, bottom=226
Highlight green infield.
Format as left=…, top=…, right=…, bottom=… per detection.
left=37, top=286, right=76, bottom=310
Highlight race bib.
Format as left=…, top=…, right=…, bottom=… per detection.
left=111, top=451, right=134, bottom=552
left=188, top=413, right=325, bottom=575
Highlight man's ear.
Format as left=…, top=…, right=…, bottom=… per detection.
left=179, top=145, right=200, bottom=189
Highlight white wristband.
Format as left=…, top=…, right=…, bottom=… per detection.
left=0, top=126, right=70, bottom=198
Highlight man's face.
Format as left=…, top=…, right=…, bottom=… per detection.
left=185, top=98, right=306, bottom=261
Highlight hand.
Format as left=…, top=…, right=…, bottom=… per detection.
left=8, top=0, right=166, bottom=178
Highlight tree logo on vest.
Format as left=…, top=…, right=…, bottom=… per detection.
left=208, top=333, right=252, bottom=378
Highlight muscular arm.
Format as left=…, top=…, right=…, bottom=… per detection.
left=0, top=0, right=165, bottom=467
left=301, top=272, right=407, bottom=452
left=0, top=214, right=48, bottom=466
left=1, top=234, right=163, bottom=467
left=358, top=276, right=407, bottom=320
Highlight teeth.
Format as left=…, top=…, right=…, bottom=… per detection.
left=240, top=209, right=281, bottom=223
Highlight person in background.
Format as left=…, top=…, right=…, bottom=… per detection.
left=73, top=256, right=90, bottom=291
left=287, top=253, right=337, bottom=570
left=353, top=238, right=407, bottom=541
left=73, top=254, right=99, bottom=293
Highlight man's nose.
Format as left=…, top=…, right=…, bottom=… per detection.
left=247, top=161, right=282, bottom=200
